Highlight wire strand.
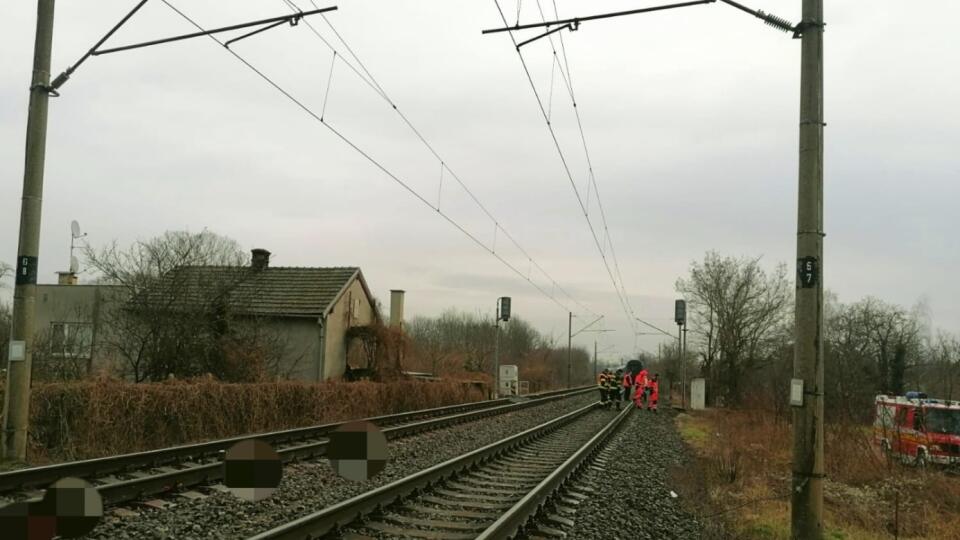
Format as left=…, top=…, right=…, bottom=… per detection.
left=285, top=0, right=601, bottom=319
left=494, top=0, right=637, bottom=332
left=158, top=0, right=592, bottom=317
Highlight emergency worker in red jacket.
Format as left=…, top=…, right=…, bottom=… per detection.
left=646, top=374, right=660, bottom=412
left=633, top=367, right=649, bottom=408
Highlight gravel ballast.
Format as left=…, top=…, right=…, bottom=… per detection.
left=561, top=406, right=706, bottom=540
left=85, top=393, right=596, bottom=539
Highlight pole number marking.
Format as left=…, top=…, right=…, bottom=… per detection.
left=797, top=257, right=818, bottom=288
left=15, top=255, right=38, bottom=285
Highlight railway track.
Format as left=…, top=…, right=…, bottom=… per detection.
left=249, top=401, right=631, bottom=540
left=0, top=386, right=591, bottom=508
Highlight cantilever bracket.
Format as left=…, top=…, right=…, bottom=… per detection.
left=45, top=3, right=337, bottom=94
left=516, top=22, right=577, bottom=49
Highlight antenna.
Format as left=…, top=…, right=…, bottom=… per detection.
left=69, top=220, right=87, bottom=274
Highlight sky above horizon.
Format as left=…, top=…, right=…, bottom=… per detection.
left=2, top=1, right=958, bottom=360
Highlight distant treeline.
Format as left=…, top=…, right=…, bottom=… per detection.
left=405, top=310, right=593, bottom=391
left=673, top=251, right=960, bottom=421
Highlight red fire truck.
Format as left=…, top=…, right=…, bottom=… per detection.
left=874, top=392, right=960, bottom=466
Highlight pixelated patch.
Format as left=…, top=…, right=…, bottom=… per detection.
left=0, top=476, right=102, bottom=540
left=327, top=421, right=388, bottom=482
left=223, top=439, right=283, bottom=502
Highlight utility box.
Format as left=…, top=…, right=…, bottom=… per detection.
left=691, top=378, right=706, bottom=410
left=499, top=364, right=519, bottom=396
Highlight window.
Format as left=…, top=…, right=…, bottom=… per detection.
left=896, top=406, right=910, bottom=427
left=877, top=405, right=895, bottom=429
left=50, top=322, right=93, bottom=359
left=926, top=409, right=960, bottom=436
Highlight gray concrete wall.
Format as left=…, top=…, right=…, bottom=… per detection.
left=35, top=284, right=126, bottom=375
left=260, top=317, right=322, bottom=381
left=323, top=276, right=377, bottom=380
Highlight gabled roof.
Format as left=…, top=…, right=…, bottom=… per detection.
left=145, top=266, right=370, bottom=319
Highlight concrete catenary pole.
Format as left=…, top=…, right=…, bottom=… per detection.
left=2, top=0, right=56, bottom=462
left=791, top=0, right=825, bottom=537
left=567, top=312, right=572, bottom=388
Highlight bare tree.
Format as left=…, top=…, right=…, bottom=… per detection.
left=925, top=332, right=960, bottom=400
left=0, top=260, right=12, bottom=283
left=676, top=252, right=792, bottom=405
left=0, top=260, right=12, bottom=369
left=0, top=300, right=10, bottom=375
left=823, top=296, right=925, bottom=420
left=82, top=230, right=289, bottom=382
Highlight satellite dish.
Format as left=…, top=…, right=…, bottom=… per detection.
left=71, top=220, right=82, bottom=239
left=69, top=256, right=79, bottom=274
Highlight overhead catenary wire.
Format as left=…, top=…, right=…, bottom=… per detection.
left=156, top=0, right=597, bottom=319
left=537, top=0, right=638, bottom=327
left=280, top=0, right=601, bottom=319
left=493, top=0, right=639, bottom=334
left=530, top=0, right=640, bottom=334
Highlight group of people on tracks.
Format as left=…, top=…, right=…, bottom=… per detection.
left=596, top=366, right=659, bottom=412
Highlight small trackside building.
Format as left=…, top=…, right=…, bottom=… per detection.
left=158, top=250, right=379, bottom=381
left=34, top=249, right=379, bottom=381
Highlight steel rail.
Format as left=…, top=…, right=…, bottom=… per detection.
left=477, top=404, right=632, bottom=538
left=0, top=386, right=591, bottom=506
left=93, top=387, right=592, bottom=505
left=247, top=401, right=611, bottom=540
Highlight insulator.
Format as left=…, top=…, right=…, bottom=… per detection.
left=758, top=10, right=794, bottom=33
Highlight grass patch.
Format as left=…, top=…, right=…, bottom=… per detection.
left=676, top=412, right=711, bottom=451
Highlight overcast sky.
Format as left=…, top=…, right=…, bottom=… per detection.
left=2, top=1, right=958, bottom=360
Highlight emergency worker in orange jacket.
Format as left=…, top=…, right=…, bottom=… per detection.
left=646, top=373, right=660, bottom=412
left=633, top=367, right=649, bottom=408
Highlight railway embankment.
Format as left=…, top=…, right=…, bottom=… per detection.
left=564, top=406, right=708, bottom=540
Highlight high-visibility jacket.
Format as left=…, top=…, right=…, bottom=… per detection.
left=597, top=372, right=610, bottom=388
left=635, top=369, right=648, bottom=389
left=646, top=379, right=659, bottom=400
left=622, top=372, right=633, bottom=387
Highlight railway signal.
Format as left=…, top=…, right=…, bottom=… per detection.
left=493, top=297, right=511, bottom=398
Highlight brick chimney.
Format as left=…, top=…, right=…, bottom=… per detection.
left=57, top=271, right=78, bottom=285
left=251, top=249, right=271, bottom=271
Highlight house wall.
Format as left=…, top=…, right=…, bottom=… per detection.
left=261, top=317, right=323, bottom=381
left=323, top=276, right=376, bottom=380
left=35, top=284, right=125, bottom=375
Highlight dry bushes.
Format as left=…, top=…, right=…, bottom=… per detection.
left=680, top=408, right=960, bottom=538
left=18, top=376, right=484, bottom=463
